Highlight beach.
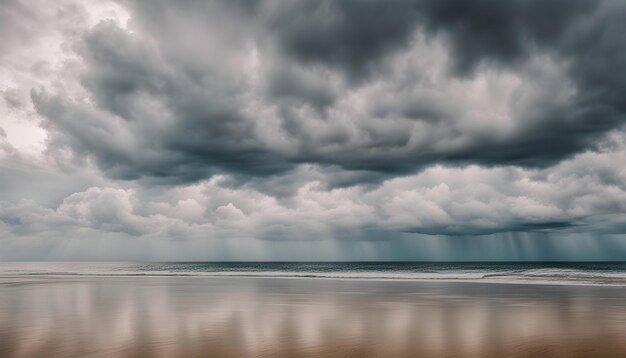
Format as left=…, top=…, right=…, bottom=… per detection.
left=3, top=0, right=626, bottom=356
left=2, top=271, right=626, bottom=357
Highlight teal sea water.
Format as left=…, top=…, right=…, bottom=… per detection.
left=2, top=261, right=626, bottom=285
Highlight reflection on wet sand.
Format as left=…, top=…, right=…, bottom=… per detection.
left=1, top=277, right=626, bottom=357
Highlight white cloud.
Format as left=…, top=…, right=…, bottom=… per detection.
left=1, top=131, right=626, bottom=259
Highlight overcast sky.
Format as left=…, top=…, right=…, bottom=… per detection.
left=1, top=0, right=626, bottom=260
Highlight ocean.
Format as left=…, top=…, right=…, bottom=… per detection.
left=2, top=261, right=626, bottom=286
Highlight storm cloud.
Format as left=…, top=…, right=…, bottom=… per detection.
left=30, top=0, right=626, bottom=182
left=1, top=0, right=626, bottom=259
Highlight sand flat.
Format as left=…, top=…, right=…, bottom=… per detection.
left=1, top=276, right=626, bottom=357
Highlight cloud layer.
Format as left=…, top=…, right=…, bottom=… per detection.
left=33, top=0, right=626, bottom=180
left=1, top=0, right=626, bottom=260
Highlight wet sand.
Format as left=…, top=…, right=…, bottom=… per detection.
left=1, top=276, right=626, bottom=357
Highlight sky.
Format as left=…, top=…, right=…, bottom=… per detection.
left=1, top=0, right=626, bottom=261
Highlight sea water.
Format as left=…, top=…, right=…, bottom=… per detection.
left=1, top=261, right=626, bottom=286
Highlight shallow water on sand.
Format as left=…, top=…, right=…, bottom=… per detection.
left=1, top=275, right=626, bottom=357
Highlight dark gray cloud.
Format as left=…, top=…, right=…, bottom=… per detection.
left=417, top=0, right=596, bottom=75
left=1, top=0, right=624, bottom=260
left=29, top=0, right=626, bottom=186
left=261, top=0, right=422, bottom=80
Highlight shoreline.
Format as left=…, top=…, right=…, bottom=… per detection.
left=2, top=272, right=626, bottom=287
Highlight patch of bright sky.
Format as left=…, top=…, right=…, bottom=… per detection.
left=0, top=0, right=129, bottom=157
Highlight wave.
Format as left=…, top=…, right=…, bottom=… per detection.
left=2, top=266, right=626, bottom=286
